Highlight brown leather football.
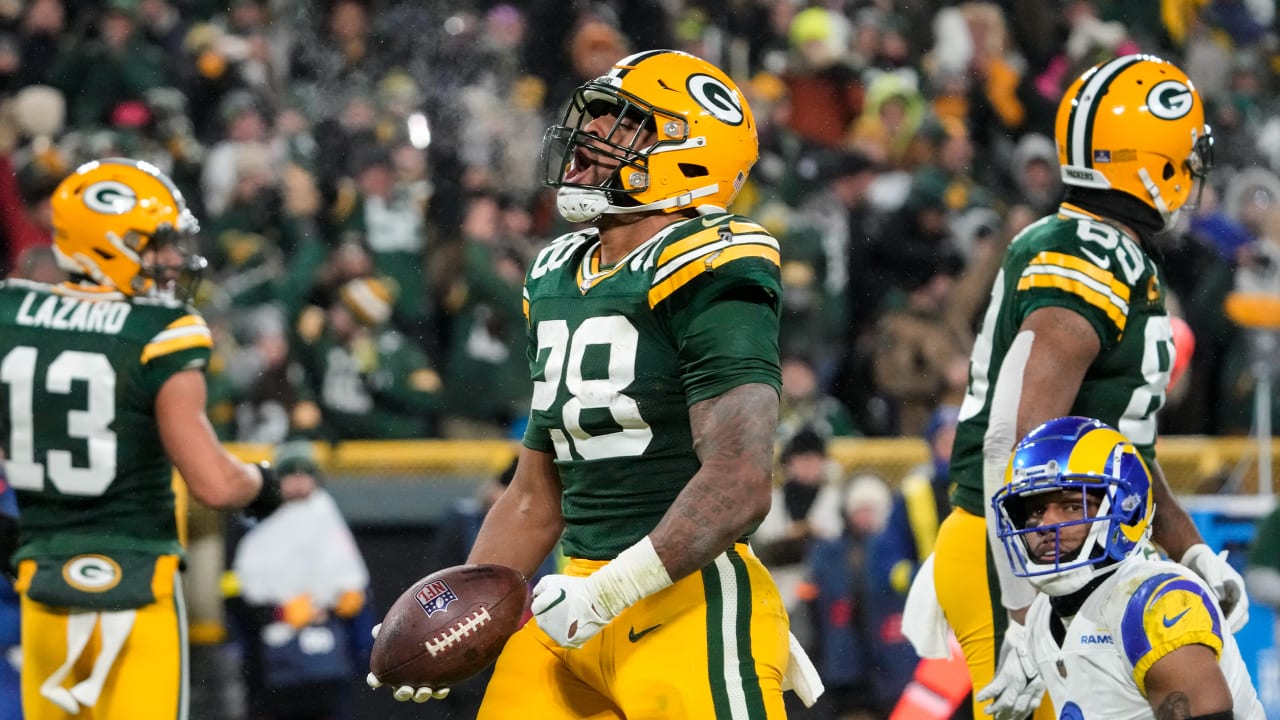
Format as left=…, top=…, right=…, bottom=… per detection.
left=369, top=564, right=528, bottom=688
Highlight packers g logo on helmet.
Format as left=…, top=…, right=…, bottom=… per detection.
left=1055, top=54, right=1213, bottom=231
left=687, top=74, right=744, bottom=126
left=1146, top=80, right=1194, bottom=120
left=82, top=181, right=138, bottom=215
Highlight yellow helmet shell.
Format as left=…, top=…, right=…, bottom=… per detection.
left=50, top=158, right=197, bottom=296
left=1055, top=54, right=1212, bottom=226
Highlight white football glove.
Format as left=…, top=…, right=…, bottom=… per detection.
left=1180, top=543, right=1250, bottom=633
left=530, top=573, right=615, bottom=648
left=365, top=623, right=451, bottom=703
left=531, top=536, right=673, bottom=649
left=976, top=620, right=1044, bottom=720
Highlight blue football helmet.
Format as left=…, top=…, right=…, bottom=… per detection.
left=992, top=416, right=1155, bottom=596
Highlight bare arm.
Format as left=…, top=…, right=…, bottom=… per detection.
left=1144, top=645, right=1233, bottom=719
left=649, top=382, right=778, bottom=580
left=467, top=445, right=565, bottom=580
left=1013, top=307, right=1099, bottom=439
left=156, top=369, right=263, bottom=509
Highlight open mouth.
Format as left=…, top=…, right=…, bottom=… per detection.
left=564, top=147, right=594, bottom=184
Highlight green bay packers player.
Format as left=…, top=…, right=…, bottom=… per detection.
left=920, top=55, right=1250, bottom=720
left=366, top=50, right=822, bottom=717
left=0, top=158, right=282, bottom=719
left=992, top=417, right=1263, bottom=719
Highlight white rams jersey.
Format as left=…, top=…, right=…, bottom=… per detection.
left=1025, top=558, right=1264, bottom=719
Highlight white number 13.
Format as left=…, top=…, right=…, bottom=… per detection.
left=1, top=346, right=117, bottom=495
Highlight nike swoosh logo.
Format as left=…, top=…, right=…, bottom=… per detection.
left=1162, top=608, right=1191, bottom=627
left=628, top=624, right=662, bottom=642
left=701, top=215, right=723, bottom=228
left=536, top=589, right=567, bottom=615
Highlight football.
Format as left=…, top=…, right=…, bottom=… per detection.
left=369, top=563, right=528, bottom=688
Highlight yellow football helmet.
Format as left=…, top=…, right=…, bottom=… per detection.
left=51, top=158, right=205, bottom=300
left=541, top=49, right=758, bottom=222
left=1056, top=54, right=1213, bottom=230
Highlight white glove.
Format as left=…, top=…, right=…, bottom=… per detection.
left=1180, top=543, right=1250, bottom=633
left=530, top=574, right=614, bottom=648
left=365, top=623, right=451, bottom=703
left=781, top=631, right=824, bottom=707
left=531, top=536, right=673, bottom=649
left=976, top=620, right=1044, bottom=720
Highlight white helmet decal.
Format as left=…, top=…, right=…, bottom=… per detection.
left=82, top=181, right=138, bottom=215
left=687, top=74, right=744, bottom=126
left=1146, top=80, right=1193, bottom=120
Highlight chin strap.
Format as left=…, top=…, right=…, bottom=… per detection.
left=556, top=184, right=722, bottom=222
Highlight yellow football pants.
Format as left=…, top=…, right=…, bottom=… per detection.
left=934, top=508, right=1053, bottom=720
left=19, top=560, right=187, bottom=720
left=479, top=543, right=790, bottom=720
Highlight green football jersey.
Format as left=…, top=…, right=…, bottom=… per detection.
left=950, top=206, right=1175, bottom=515
left=0, top=280, right=213, bottom=560
left=523, top=213, right=783, bottom=560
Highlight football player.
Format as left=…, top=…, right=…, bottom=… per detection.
left=367, top=49, right=822, bottom=716
left=0, top=158, right=282, bottom=719
left=991, top=417, right=1264, bottom=719
left=921, top=54, right=1250, bottom=720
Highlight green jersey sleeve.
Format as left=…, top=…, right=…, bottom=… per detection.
left=139, top=311, right=213, bottom=395
left=651, top=215, right=783, bottom=405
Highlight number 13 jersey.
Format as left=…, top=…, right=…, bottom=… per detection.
left=522, top=213, right=783, bottom=560
left=0, top=279, right=212, bottom=561
left=951, top=205, right=1176, bottom=516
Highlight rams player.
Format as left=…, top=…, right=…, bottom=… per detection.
left=367, top=50, right=820, bottom=717
left=992, top=417, right=1263, bottom=719
left=0, top=159, right=282, bottom=719
left=926, top=54, right=1249, bottom=720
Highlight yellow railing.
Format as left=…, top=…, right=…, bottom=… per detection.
left=224, top=435, right=1275, bottom=495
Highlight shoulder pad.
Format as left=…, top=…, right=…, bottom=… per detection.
left=648, top=214, right=780, bottom=308
left=1120, top=571, right=1223, bottom=693
left=142, top=313, right=213, bottom=364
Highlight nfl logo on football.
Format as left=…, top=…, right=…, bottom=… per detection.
left=416, top=580, right=459, bottom=616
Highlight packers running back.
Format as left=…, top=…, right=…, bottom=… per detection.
left=523, top=211, right=782, bottom=559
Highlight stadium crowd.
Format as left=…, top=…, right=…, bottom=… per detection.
left=0, top=1, right=1279, bottom=719
left=1, top=0, right=1277, bottom=448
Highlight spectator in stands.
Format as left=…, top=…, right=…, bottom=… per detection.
left=753, top=427, right=847, bottom=654
left=294, top=276, right=443, bottom=441
left=806, top=472, right=894, bottom=719
left=437, top=191, right=532, bottom=439
left=781, top=150, right=880, bottom=381
left=226, top=441, right=373, bottom=720
left=778, top=354, right=861, bottom=442
left=869, top=405, right=963, bottom=711
left=49, top=0, right=168, bottom=127
left=870, top=250, right=969, bottom=437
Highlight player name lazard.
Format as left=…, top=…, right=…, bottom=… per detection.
left=14, top=292, right=131, bottom=334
